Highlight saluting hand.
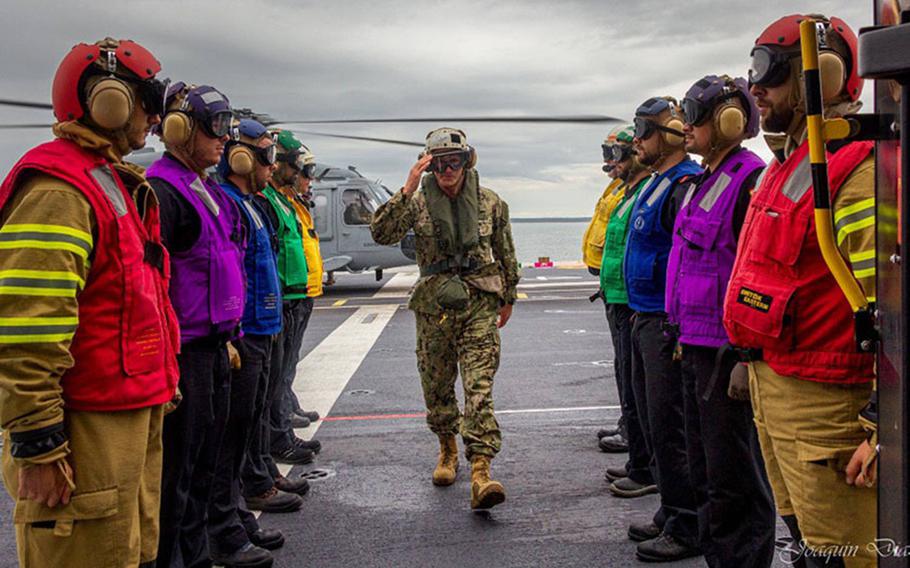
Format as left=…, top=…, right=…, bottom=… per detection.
left=402, top=154, right=434, bottom=196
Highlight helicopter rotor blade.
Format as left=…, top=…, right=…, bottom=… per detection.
left=277, top=114, right=623, bottom=125
left=0, top=123, right=53, bottom=129
left=0, top=99, right=54, bottom=110
left=287, top=130, right=424, bottom=148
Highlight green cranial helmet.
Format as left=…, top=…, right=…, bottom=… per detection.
left=274, top=129, right=316, bottom=178
left=614, top=123, right=635, bottom=145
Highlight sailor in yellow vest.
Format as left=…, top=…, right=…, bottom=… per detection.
left=585, top=124, right=634, bottom=450
left=582, top=124, right=628, bottom=272
left=268, top=131, right=325, bottom=444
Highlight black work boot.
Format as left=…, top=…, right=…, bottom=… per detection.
left=636, top=532, right=701, bottom=562
left=211, top=542, right=274, bottom=568
left=597, top=416, right=626, bottom=440
left=274, top=473, right=310, bottom=496
left=288, top=413, right=311, bottom=428
left=628, top=520, right=661, bottom=542
left=271, top=443, right=315, bottom=465
left=244, top=487, right=303, bottom=513
left=609, top=477, right=658, bottom=498
left=295, top=408, right=320, bottom=422
left=604, top=464, right=628, bottom=482
left=598, top=433, right=628, bottom=453
left=293, top=436, right=322, bottom=454
left=249, top=528, right=285, bottom=550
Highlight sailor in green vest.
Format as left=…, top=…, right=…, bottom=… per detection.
left=599, top=127, right=660, bottom=501
left=371, top=127, right=520, bottom=510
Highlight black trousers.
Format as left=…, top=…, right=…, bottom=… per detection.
left=242, top=330, right=283, bottom=498
left=208, top=334, right=272, bottom=555
left=270, top=297, right=314, bottom=451
left=605, top=302, right=652, bottom=484
left=157, top=340, right=231, bottom=568
left=681, top=345, right=776, bottom=568
left=630, top=312, right=698, bottom=547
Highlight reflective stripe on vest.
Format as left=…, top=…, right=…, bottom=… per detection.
left=722, top=140, right=875, bottom=383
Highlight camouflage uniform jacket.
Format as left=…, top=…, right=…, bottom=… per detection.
left=371, top=174, right=520, bottom=315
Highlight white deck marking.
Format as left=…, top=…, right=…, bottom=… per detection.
left=517, top=281, right=599, bottom=289
left=372, top=270, right=419, bottom=298
left=274, top=304, right=398, bottom=479
left=497, top=405, right=620, bottom=415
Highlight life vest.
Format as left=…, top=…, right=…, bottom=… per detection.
left=277, top=186, right=324, bottom=297
left=600, top=176, right=650, bottom=304
left=666, top=148, right=765, bottom=348
left=263, top=185, right=308, bottom=299
left=222, top=183, right=282, bottom=335
left=623, top=158, right=703, bottom=313
left=146, top=155, right=246, bottom=342
left=723, top=140, right=875, bottom=384
left=583, top=178, right=625, bottom=269
left=0, top=139, right=179, bottom=411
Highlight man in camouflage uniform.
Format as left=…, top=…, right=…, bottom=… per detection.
left=371, top=127, right=519, bottom=510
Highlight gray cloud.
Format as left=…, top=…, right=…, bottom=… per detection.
left=0, top=0, right=873, bottom=216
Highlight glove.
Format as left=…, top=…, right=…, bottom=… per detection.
left=227, top=341, right=242, bottom=370
left=727, top=363, right=751, bottom=401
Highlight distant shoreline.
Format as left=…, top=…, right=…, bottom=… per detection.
left=511, top=217, right=589, bottom=223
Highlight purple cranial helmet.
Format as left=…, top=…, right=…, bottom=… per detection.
left=682, top=75, right=760, bottom=140
left=161, top=82, right=233, bottom=139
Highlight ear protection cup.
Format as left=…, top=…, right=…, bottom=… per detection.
left=714, top=101, right=747, bottom=142
left=87, top=77, right=133, bottom=130
left=657, top=97, right=685, bottom=147
left=161, top=112, right=194, bottom=146
left=227, top=145, right=255, bottom=176
left=465, top=146, right=477, bottom=169
left=819, top=50, right=846, bottom=102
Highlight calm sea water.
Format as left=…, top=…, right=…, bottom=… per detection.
left=510, top=221, right=588, bottom=264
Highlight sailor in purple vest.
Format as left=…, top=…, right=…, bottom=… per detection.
left=146, top=84, right=275, bottom=567
left=667, top=75, right=774, bottom=568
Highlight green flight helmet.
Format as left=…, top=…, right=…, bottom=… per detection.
left=615, top=123, right=635, bottom=145
left=274, top=129, right=317, bottom=178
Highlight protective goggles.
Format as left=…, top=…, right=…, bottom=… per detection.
left=602, top=143, right=633, bottom=162
left=277, top=152, right=317, bottom=179
left=633, top=117, right=681, bottom=140
left=134, top=77, right=170, bottom=117
left=681, top=97, right=714, bottom=126
left=198, top=111, right=233, bottom=139
left=427, top=153, right=466, bottom=173
left=748, top=45, right=798, bottom=88
left=238, top=141, right=277, bottom=166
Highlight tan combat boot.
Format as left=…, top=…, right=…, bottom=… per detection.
left=470, top=455, right=505, bottom=509
left=432, top=434, right=459, bottom=486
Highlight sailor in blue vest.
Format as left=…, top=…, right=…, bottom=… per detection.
left=622, top=97, right=703, bottom=563
left=208, top=119, right=299, bottom=568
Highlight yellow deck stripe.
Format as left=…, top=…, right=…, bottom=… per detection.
left=333, top=300, right=347, bottom=307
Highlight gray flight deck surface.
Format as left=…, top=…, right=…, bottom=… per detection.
left=0, top=267, right=791, bottom=567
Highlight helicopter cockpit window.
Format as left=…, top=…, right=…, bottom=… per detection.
left=342, top=189, right=376, bottom=226
left=313, top=194, right=330, bottom=236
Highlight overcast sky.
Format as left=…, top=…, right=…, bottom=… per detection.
left=0, top=0, right=872, bottom=216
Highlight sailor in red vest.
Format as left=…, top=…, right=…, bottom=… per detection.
left=724, top=14, right=877, bottom=567
left=0, top=38, right=178, bottom=567
left=668, top=74, right=774, bottom=567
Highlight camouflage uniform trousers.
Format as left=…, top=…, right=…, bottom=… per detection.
left=414, top=291, right=502, bottom=460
